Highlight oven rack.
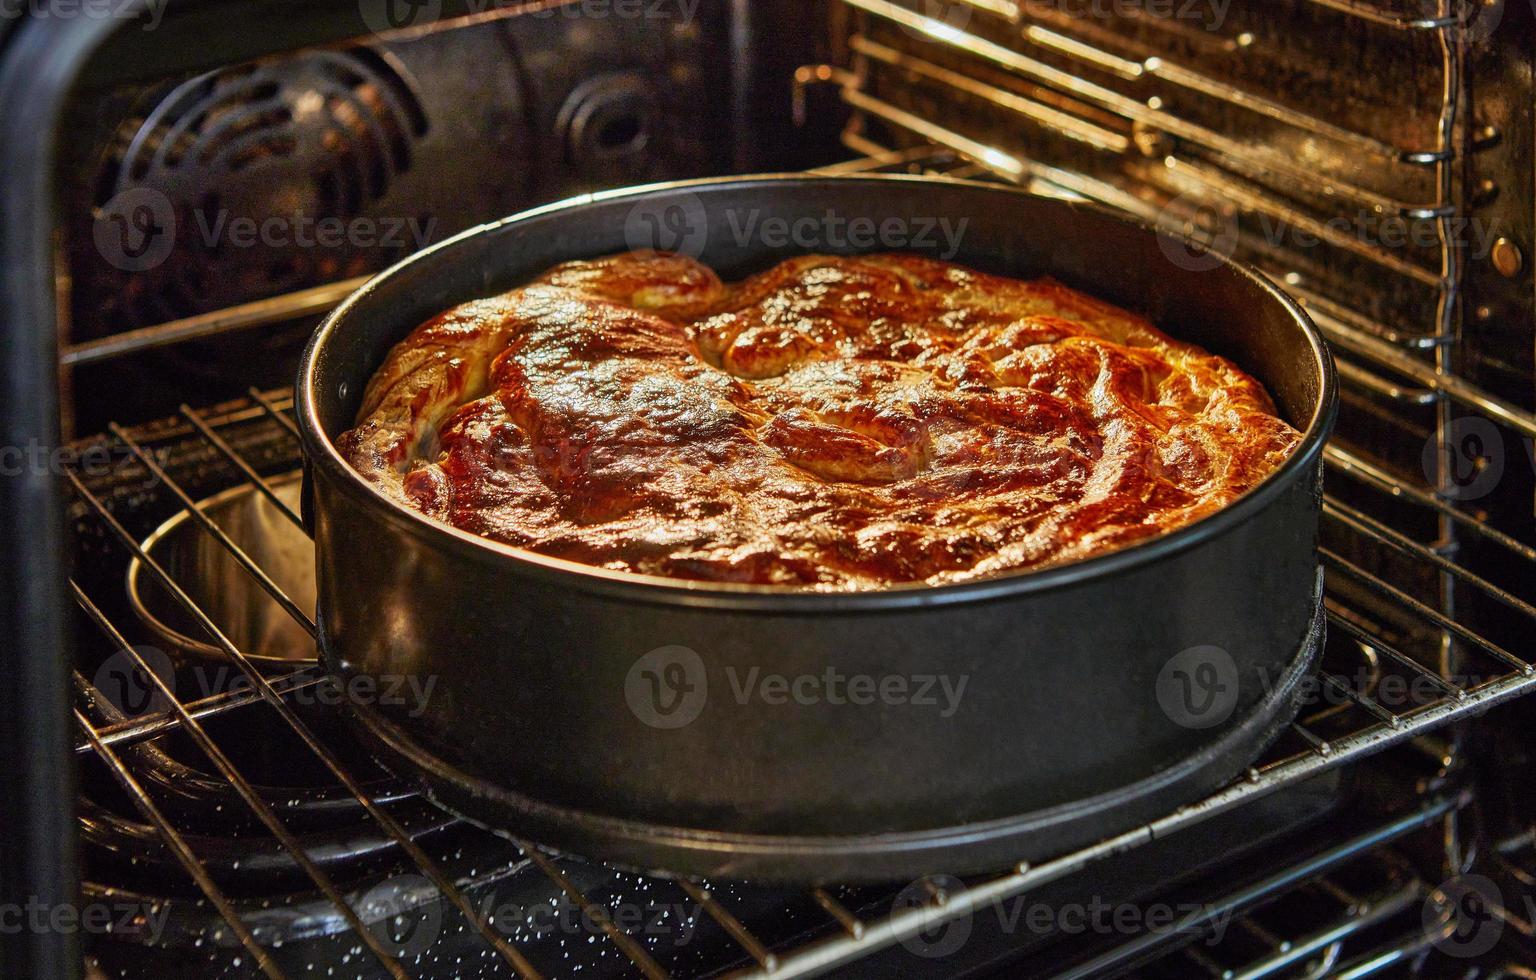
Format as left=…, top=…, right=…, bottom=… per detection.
left=1027, top=834, right=1446, bottom=979
left=806, top=0, right=1529, bottom=464
left=796, top=84, right=1536, bottom=446
left=64, top=378, right=1535, bottom=979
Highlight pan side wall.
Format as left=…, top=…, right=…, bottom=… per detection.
left=311, top=457, right=1321, bottom=837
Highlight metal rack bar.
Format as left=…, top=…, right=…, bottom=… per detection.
left=180, top=405, right=305, bottom=529
left=75, top=664, right=323, bottom=754
left=71, top=586, right=412, bottom=980
left=1288, top=283, right=1446, bottom=350
left=677, top=881, right=779, bottom=971
left=1318, top=317, right=1536, bottom=440
left=248, top=386, right=304, bottom=441
left=59, top=276, right=370, bottom=367
left=850, top=36, right=1131, bottom=153
left=1160, top=156, right=1446, bottom=287
left=74, top=709, right=286, bottom=980
left=1013, top=1, right=1447, bottom=164
left=1299, top=0, right=1458, bottom=30
left=109, top=423, right=316, bottom=638
left=845, top=0, right=1453, bottom=205
left=65, top=469, right=550, bottom=979
left=1323, top=608, right=1468, bottom=703
left=1325, top=498, right=1536, bottom=619
left=1319, top=548, right=1531, bottom=674
left=1324, top=445, right=1536, bottom=563
left=725, top=796, right=1466, bottom=978
left=514, top=844, right=670, bottom=980
left=810, top=888, right=865, bottom=939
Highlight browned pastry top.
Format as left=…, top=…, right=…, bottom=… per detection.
left=339, top=251, right=1300, bottom=589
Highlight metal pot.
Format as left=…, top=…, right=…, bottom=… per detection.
left=296, top=174, right=1336, bottom=882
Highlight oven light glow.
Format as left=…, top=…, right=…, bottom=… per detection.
left=981, top=148, right=1020, bottom=173
left=921, top=21, right=964, bottom=43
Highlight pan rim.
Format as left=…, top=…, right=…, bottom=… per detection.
left=297, top=172, right=1338, bottom=612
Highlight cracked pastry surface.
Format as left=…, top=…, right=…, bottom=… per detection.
left=339, top=250, right=1301, bottom=589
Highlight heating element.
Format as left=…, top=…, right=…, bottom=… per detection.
left=5, top=0, right=1536, bottom=976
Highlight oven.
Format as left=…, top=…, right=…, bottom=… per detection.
left=1, top=1, right=1533, bottom=977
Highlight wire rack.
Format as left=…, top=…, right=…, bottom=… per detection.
left=64, top=368, right=1535, bottom=980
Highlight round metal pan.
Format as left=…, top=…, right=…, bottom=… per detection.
left=296, top=174, right=1336, bottom=883
left=126, top=474, right=315, bottom=667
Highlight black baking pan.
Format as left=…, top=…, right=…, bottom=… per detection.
left=296, top=174, right=1337, bottom=883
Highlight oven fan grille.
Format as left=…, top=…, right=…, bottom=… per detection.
left=97, top=48, right=429, bottom=327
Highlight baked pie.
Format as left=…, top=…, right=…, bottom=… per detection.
left=340, top=251, right=1300, bottom=589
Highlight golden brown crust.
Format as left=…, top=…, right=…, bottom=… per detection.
left=340, top=251, right=1300, bottom=589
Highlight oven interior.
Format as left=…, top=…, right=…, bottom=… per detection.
left=3, top=0, right=1535, bottom=977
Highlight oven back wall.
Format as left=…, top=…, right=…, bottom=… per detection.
left=54, top=0, right=827, bottom=435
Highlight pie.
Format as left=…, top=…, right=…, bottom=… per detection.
left=339, top=251, right=1300, bottom=589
